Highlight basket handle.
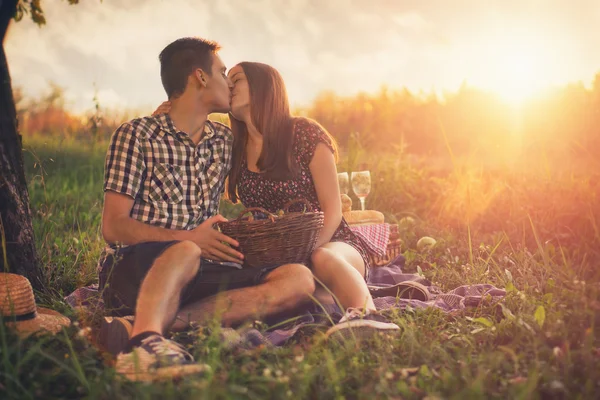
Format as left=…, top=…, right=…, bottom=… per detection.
left=233, top=206, right=277, bottom=223
left=282, top=198, right=311, bottom=213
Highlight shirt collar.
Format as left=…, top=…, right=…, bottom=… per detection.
left=156, top=113, right=178, bottom=135
left=155, top=113, right=218, bottom=145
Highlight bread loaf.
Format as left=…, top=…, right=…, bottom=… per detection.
left=342, top=210, right=384, bottom=225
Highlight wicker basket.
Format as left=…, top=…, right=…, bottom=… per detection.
left=370, top=240, right=402, bottom=266
left=216, top=199, right=324, bottom=268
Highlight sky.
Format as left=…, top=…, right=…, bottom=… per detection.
left=6, top=0, right=600, bottom=113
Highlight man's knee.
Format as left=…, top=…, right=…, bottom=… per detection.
left=171, top=240, right=202, bottom=257
left=156, top=240, right=202, bottom=281
left=266, top=263, right=315, bottom=299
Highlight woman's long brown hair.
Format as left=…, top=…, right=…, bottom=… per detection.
left=227, top=62, right=297, bottom=203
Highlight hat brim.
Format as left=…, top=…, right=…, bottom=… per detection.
left=6, top=307, right=71, bottom=338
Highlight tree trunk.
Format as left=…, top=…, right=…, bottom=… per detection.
left=0, top=0, right=42, bottom=290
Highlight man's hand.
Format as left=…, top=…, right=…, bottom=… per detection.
left=189, top=215, right=244, bottom=263
left=152, top=101, right=172, bottom=116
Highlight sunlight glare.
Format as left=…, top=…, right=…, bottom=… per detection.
left=475, top=37, right=554, bottom=106
left=494, top=53, right=539, bottom=104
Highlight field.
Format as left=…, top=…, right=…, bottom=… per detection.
left=1, top=134, right=599, bottom=399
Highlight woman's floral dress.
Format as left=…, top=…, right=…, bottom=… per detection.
left=237, top=118, right=371, bottom=275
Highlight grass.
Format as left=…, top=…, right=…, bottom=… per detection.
left=0, top=134, right=598, bottom=399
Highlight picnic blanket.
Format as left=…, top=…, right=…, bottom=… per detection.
left=65, top=254, right=506, bottom=349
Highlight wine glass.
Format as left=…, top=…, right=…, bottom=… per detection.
left=337, top=172, right=349, bottom=195
left=351, top=171, right=371, bottom=211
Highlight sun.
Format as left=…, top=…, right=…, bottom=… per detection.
left=472, top=36, right=554, bottom=106
left=490, top=53, right=540, bottom=104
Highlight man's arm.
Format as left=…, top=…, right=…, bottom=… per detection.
left=101, top=191, right=184, bottom=245
left=102, top=120, right=243, bottom=262
left=101, top=191, right=244, bottom=262
left=101, top=121, right=179, bottom=245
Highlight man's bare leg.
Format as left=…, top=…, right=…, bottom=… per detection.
left=129, top=240, right=202, bottom=337
left=171, top=263, right=315, bottom=330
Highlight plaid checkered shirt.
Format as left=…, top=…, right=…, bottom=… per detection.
left=103, top=113, right=233, bottom=230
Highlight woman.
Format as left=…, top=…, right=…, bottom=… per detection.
left=225, top=62, right=398, bottom=337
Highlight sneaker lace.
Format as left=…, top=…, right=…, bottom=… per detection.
left=143, top=336, right=193, bottom=362
left=338, top=307, right=367, bottom=324
left=337, top=308, right=396, bottom=328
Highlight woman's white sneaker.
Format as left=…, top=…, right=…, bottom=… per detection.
left=324, top=308, right=401, bottom=340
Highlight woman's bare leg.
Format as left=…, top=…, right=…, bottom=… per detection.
left=310, top=242, right=375, bottom=311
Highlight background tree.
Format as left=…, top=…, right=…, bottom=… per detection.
left=0, top=0, right=78, bottom=290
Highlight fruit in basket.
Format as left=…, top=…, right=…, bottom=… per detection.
left=417, top=236, right=437, bottom=251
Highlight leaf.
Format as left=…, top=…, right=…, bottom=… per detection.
left=419, top=364, right=432, bottom=378
left=534, top=305, right=546, bottom=328
left=470, top=327, right=486, bottom=334
left=472, top=317, right=494, bottom=327
left=505, top=281, right=516, bottom=293
left=505, top=268, right=513, bottom=282
left=416, top=265, right=424, bottom=277
left=466, top=316, right=494, bottom=327
left=499, top=303, right=516, bottom=320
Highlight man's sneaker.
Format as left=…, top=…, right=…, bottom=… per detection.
left=115, top=334, right=210, bottom=382
left=98, top=315, right=134, bottom=355
left=324, top=308, right=401, bottom=340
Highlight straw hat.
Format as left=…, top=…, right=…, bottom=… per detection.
left=1, top=273, right=71, bottom=337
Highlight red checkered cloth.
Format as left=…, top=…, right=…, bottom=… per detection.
left=349, top=223, right=390, bottom=257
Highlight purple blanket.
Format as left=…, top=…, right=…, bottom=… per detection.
left=65, top=255, right=506, bottom=348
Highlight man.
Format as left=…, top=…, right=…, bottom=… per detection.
left=98, top=37, right=315, bottom=381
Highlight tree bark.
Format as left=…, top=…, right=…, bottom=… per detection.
left=0, top=0, right=42, bottom=290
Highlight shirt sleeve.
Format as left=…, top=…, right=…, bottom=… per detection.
left=294, top=118, right=336, bottom=166
left=103, top=122, right=145, bottom=198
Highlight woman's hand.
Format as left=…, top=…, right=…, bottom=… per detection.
left=152, top=101, right=172, bottom=116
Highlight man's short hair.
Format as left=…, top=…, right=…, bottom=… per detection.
left=159, top=37, right=221, bottom=98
